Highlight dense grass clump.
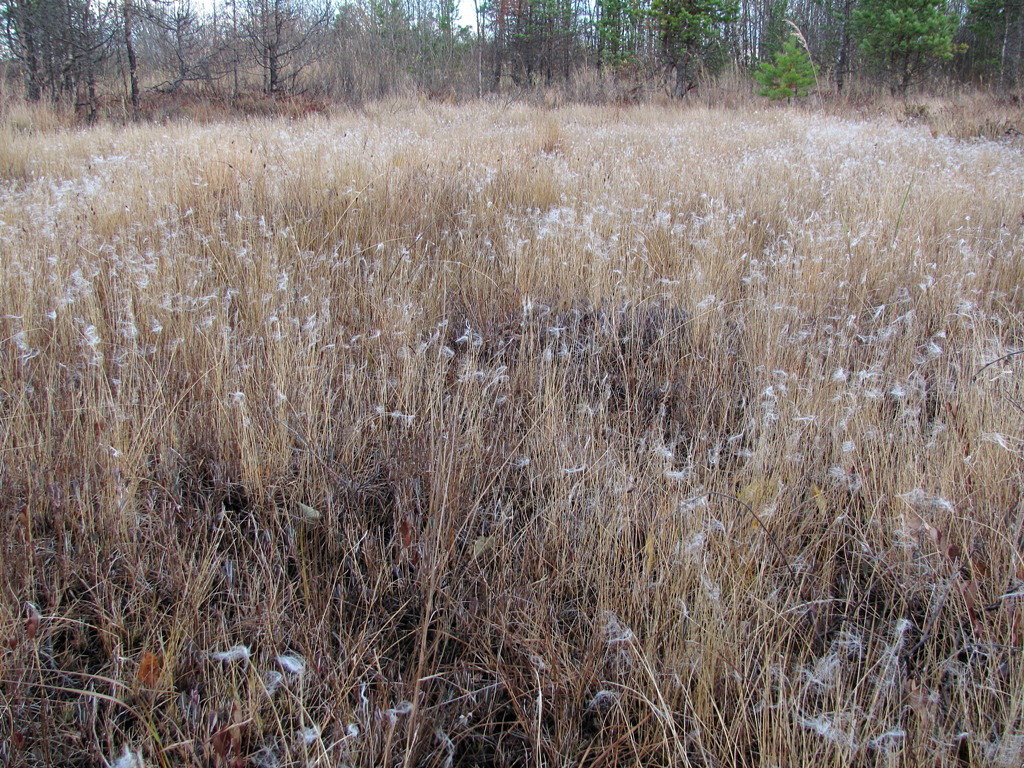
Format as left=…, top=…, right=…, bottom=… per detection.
left=2, top=101, right=1024, bottom=767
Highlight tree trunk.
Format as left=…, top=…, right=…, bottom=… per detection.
left=493, top=36, right=504, bottom=90
left=269, top=0, right=283, bottom=95
left=897, top=53, right=912, bottom=98
left=1009, top=0, right=1024, bottom=86
left=269, top=45, right=280, bottom=94
left=175, top=18, right=188, bottom=90
left=232, top=0, right=240, bottom=97
left=672, top=52, right=693, bottom=98
left=123, top=0, right=140, bottom=112
left=475, top=0, right=484, bottom=97
left=14, top=0, right=43, bottom=101
left=25, top=49, right=42, bottom=101
left=673, top=61, right=687, bottom=97
left=86, top=64, right=98, bottom=123
left=836, top=0, right=853, bottom=93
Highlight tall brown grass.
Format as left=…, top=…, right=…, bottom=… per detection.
left=1, top=100, right=1023, bottom=767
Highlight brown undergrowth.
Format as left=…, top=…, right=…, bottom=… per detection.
left=1, top=102, right=1023, bottom=767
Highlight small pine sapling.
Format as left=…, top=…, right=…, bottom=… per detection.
left=755, top=32, right=817, bottom=101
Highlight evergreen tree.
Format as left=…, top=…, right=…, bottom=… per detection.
left=648, top=0, right=738, bottom=96
left=853, top=0, right=957, bottom=95
left=965, top=0, right=1024, bottom=86
left=596, top=0, right=644, bottom=67
left=755, top=32, right=817, bottom=99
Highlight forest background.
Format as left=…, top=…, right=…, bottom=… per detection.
left=1, top=0, right=1023, bottom=122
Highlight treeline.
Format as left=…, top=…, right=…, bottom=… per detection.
left=1, top=0, right=1022, bottom=115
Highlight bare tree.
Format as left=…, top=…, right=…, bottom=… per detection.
left=148, top=0, right=227, bottom=93
left=2, top=0, right=116, bottom=108
left=240, top=0, right=331, bottom=95
left=122, top=0, right=141, bottom=109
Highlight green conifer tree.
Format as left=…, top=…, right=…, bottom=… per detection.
left=596, top=0, right=644, bottom=67
left=755, top=33, right=817, bottom=100
left=647, top=0, right=739, bottom=97
left=853, top=0, right=957, bottom=96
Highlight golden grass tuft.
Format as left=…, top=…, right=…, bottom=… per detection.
left=1, top=100, right=1024, bottom=766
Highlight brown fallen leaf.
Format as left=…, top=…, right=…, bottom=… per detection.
left=905, top=677, right=938, bottom=730
left=472, top=535, right=496, bottom=559
left=955, top=578, right=988, bottom=637
left=903, top=508, right=941, bottom=547
left=399, top=514, right=414, bottom=551
left=24, top=602, right=40, bottom=641
left=229, top=701, right=244, bottom=768
left=297, top=502, right=321, bottom=522
left=138, top=650, right=163, bottom=687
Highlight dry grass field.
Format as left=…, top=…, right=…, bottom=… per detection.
left=2, top=99, right=1024, bottom=767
